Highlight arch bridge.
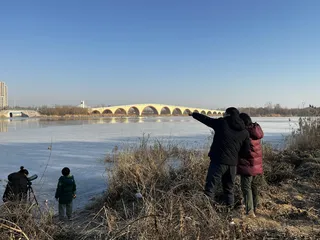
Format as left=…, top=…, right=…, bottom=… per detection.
left=90, top=104, right=224, bottom=116
left=0, top=110, right=40, bottom=118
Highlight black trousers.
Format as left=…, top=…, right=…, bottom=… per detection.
left=204, top=161, right=236, bottom=206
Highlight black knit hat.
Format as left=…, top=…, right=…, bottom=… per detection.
left=19, top=166, right=29, bottom=175
left=225, top=107, right=240, bottom=116
left=62, top=167, right=70, bottom=176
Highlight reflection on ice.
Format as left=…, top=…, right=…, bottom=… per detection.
left=0, top=116, right=207, bottom=133
left=0, top=120, right=8, bottom=132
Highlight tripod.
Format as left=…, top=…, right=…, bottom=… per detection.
left=27, top=182, right=39, bottom=206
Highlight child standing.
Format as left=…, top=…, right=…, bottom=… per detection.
left=55, top=167, right=76, bottom=221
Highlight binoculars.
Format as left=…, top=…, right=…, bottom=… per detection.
left=27, top=174, right=38, bottom=184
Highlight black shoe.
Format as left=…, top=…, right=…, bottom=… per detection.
left=204, top=190, right=214, bottom=199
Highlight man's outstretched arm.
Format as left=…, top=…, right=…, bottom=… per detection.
left=190, top=112, right=219, bottom=129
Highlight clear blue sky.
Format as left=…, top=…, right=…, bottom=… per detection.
left=0, top=0, right=319, bottom=108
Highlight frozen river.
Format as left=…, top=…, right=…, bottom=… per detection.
left=0, top=116, right=298, bottom=211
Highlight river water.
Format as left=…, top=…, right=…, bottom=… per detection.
left=0, top=116, right=298, bottom=211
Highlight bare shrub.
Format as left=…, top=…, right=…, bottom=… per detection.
left=262, top=144, right=295, bottom=185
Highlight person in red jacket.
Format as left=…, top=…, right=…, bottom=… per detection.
left=238, top=113, right=264, bottom=217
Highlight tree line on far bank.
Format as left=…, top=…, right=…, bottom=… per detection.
left=238, top=105, right=318, bottom=117
left=38, top=106, right=89, bottom=116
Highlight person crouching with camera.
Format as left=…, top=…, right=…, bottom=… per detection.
left=2, top=166, right=29, bottom=202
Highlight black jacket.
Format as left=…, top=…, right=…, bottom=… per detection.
left=2, top=172, right=29, bottom=202
left=192, top=113, right=250, bottom=166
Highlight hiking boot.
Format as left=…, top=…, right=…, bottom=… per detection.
left=247, top=210, right=256, bottom=218
left=203, top=191, right=217, bottom=206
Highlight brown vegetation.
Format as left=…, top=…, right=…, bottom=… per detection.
left=38, top=106, right=89, bottom=116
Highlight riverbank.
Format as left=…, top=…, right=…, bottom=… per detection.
left=2, top=141, right=319, bottom=239
left=0, top=117, right=319, bottom=239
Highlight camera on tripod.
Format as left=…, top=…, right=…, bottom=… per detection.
left=26, top=174, right=39, bottom=205
left=27, top=174, right=38, bottom=186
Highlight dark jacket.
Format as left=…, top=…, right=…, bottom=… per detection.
left=192, top=113, right=250, bottom=166
left=237, top=123, right=264, bottom=176
left=2, top=172, right=29, bottom=202
left=55, top=175, right=76, bottom=204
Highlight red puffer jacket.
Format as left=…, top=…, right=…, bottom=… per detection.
left=237, top=123, right=264, bottom=176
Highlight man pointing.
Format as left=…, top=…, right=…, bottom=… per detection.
left=190, top=107, right=250, bottom=207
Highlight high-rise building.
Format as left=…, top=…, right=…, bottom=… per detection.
left=0, top=82, right=8, bottom=109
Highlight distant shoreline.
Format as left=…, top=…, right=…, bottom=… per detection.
left=0, top=114, right=308, bottom=121
left=39, top=114, right=303, bottom=119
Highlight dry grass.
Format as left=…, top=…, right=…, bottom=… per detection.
left=81, top=134, right=319, bottom=239
left=287, top=117, right=320, bottom=152
left=83, top=139, right=243, bottom=240
left=0, top=202, right=56, bottom=240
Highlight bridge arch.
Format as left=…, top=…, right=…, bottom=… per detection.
left=103, top=109, right=113, bottom=114
left=183, top=109, right=191, bottom=115
left=128, top=106, right=140, bottom=116
left=141, top=106, right=159, bottom=115
left=172, top=108, right=182, bottom=115
left=114, top=108, right=127, bottom=115
left=92, top=110, right=101, bottom=114
left=160, top=106, right=171, bottom=115
left=201, top=110, right=206, bottom=114
left=193, top=110, right=199, bottom=113
left=207, top=111, right=212, bottom=115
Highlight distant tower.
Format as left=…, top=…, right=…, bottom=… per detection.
left=0, top=82, right=8, bottom=109
left=80, top=100, right=85, bottom=108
